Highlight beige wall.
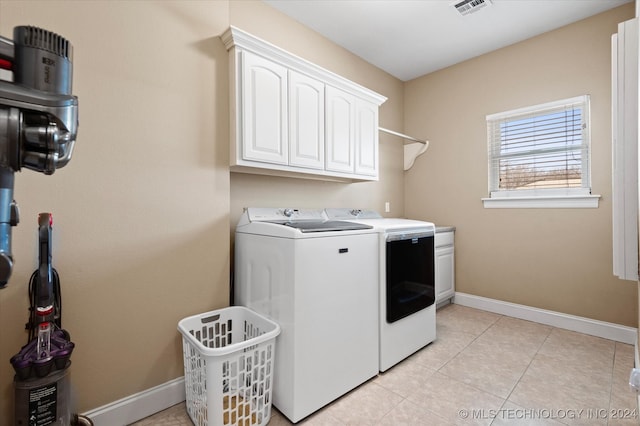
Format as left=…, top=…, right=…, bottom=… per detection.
left=404, top=3, right=638, bottom=327
left=0, top=1, right=231, bottom=422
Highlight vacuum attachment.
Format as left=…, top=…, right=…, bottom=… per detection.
left=10, top=213, right=74, bottom=380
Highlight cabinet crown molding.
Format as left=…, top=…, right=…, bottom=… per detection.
left=221, top=26, right=387, bottom=106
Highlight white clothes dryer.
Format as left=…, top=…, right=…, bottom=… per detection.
left=326, top=209, right=436, bottom=372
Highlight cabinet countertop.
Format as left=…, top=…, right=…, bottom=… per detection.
left=436, top=226, right=456, bottom=233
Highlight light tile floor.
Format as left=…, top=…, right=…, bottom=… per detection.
left=131, top=304, right=639, bottom=425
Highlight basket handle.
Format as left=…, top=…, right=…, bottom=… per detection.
left=200, top=314, right=220, bottom=324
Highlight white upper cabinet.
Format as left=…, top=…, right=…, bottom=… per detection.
left=222, top=26, right=387, bottom=182
left=355, top=98, right=379, bottom=176
left=325, top=88, right=379, bottom=176
left=289, top=70, right=324, bottom=170
left=241, top=52, right=288, bottom=165
left=326, top=86, right=355, bottom=173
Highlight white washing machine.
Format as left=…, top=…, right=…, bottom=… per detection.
left=234, top=208, right=379, bottom=423
left=326, top=209, right=436, bottom=372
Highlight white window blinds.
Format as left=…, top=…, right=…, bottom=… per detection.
left=486, top=95, right=591, bottom=197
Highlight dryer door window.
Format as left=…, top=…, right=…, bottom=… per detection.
left=386, top=235, right=435, bottom=323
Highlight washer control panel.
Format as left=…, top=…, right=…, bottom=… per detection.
left=246, top=208, right=326, bottom=222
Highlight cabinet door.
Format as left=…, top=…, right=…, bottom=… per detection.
left=241, top=51, right=288, bottom=164
left=325, top=86, right=355, bottom=173
left=289, top=71, right=325, bottom=169
left=355, top=98, right=379, bottom=177
left=435, top=245, right=455, bottom=303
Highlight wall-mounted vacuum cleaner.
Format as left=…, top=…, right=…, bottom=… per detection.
left=0, top=26, right=89, bottom=425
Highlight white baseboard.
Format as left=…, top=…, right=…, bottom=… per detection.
left=454, top=292, right=637, bottom=344
left=81, top=376, right=185, bottom=426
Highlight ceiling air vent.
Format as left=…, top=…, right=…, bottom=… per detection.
left=454, top=0, right=492, bottom=16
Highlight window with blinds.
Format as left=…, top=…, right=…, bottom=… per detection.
left=486, top=95, right=591, bottom=200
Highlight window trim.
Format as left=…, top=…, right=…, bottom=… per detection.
left=482, top=193, right=601, bottom=209
left=484, top=95, right=600, bottom=209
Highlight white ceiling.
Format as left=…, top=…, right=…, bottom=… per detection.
left=264, top=0, right=633, bottom=81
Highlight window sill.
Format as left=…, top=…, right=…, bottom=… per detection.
left=482, top=194, right=601, bottom=209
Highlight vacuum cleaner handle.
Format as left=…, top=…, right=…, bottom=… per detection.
left=36, top=212, right=54, bottom=321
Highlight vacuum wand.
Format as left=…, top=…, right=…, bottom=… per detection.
left=0, top=170, right=16, bottom=284
left=0, top=26, right=79, bottom=287
left=37, top=213, right=54, bottom=321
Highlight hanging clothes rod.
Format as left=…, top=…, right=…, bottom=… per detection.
left=379, top=127, right=431, bottom=171
left=378, top=127, right=428, bottom=145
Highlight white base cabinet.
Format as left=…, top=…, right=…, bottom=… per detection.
left=222, top=26, right=386, bottom=182
left=435, top=231, right=455, bottom=304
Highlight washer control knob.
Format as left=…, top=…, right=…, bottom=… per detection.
left=349, top=209, right=362, bottom=217
left=283, top=208, right=294, bottom=218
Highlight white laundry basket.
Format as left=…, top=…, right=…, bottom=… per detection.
left=178, top=306, right=280, bottom=426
